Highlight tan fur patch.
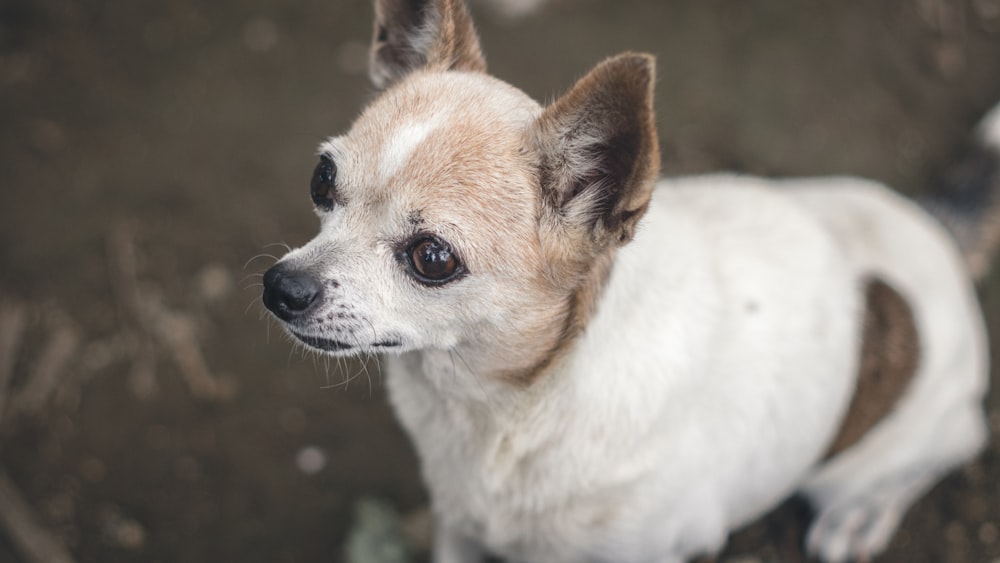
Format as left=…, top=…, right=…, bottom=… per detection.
left=501, top=248, right=616, bottom=386
left=823, top=278, right=920, bottom=459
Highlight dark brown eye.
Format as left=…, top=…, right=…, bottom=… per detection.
left=310, top=155, right=337, bottom=210
left=407, top=237, right=462, bottom=284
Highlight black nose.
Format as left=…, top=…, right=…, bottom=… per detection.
left=262, top=264, right=323, bottom=321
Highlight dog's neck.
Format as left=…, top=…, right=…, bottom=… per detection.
left=403, top=248, right=617, bottom=410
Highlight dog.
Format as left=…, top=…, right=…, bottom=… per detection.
left=261, top=1, right=998, bottom=560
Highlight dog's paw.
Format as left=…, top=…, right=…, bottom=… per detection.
left=805, top=496, right=905, bottom=563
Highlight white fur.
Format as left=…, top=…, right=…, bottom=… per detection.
left=384, top=176, right=987, bottom=563
left=379, top=117, right=442, bottom=183
left=977, top=101, right=1000, bottom=149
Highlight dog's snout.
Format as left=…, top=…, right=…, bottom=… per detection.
left=262, top=264, right=323, bottom=321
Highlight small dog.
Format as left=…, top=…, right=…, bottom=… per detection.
left=262, top=1, right=998, bottom=560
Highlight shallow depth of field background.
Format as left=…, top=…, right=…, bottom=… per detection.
left=1, top=1, right=1000, bottom=562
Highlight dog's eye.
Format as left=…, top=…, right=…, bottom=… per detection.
left=310, top=155, right=337, bottom=210
left=407, top=237, right=463, bottom=284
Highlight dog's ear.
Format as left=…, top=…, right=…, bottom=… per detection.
left=369, top=0, right=486, bottom=89
left=531, top=53, right=660, bottom=273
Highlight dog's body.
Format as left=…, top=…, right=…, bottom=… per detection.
left=261, top=1, right=996, bottom=561
left=387, top=176, right=989, bottom=562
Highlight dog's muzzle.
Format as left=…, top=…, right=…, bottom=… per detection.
left=261, top=263, right=323, bottom=322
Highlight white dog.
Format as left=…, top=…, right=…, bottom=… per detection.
left=262, top=1, right=997, bottom=561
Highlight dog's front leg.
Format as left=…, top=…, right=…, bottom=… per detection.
left=432, top=520, right=485, bottom=563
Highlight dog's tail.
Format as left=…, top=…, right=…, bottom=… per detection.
left=924, top=102, right=1000, bottom=281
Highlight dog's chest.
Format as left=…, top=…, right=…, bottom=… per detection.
left=438, top=437, right=635, bottom=561
left=384, top=355, right=637, bottom=558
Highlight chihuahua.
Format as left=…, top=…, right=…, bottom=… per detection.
left=262, top=0, right=997, bottom=561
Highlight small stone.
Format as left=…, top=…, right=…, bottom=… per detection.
left=195, top=263, right=233, bottom=302
left=295, top=446, right=326, bottom=475
left=98, top=505, right=147, bottom=550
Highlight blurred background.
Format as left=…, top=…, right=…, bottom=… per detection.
left=1, top=0, right=1000, bottom=561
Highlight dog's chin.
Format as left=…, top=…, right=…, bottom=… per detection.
left=288, top=330, right=403, bottom=356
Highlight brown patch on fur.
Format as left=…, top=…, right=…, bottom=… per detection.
left=823, top=278, right=920, bottom=460
left=370, top=0, right=486, bottom=89
left=501, top=248, right=616, bottom=386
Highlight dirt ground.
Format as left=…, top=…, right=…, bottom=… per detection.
left=1, top=0, right=1000, bottom=562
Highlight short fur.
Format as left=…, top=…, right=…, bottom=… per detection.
left=823, top=278, right=919, bottom=460
left=262, top=1, right=995, bottom=561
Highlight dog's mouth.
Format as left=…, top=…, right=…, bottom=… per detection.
left=290, top=331, right=402, bottom=353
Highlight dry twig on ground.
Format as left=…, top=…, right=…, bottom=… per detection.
left=107, top=222, right=234, bottom=401
left=0, top=301, right=28, bottom=419
left=0, top=301, right=78, bottom=563
left=8, top=315, right=79, bottom=417
left=0, top=469, right=76, bottom=563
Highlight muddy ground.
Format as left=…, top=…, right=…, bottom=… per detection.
left=1, top=0, right=1000, bottom=562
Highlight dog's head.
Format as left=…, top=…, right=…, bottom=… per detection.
left=262, top=0, right=659, bottom=383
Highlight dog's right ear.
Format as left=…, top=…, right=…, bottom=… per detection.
left=531, top=53, right=659, bottom=280
left=369, top=0, right=487, bottom=89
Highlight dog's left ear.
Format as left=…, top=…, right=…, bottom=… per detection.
left=531, top=53, right=660, bottom=273
left=369, top=0, right=487, bottom=89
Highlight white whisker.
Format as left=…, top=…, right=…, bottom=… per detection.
left=263, top=242, right=293, bottom=253
left=243, top=253, right=280, bottom=270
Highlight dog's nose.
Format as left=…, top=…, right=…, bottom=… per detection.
left=262, top=264, right=323, bottom=321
